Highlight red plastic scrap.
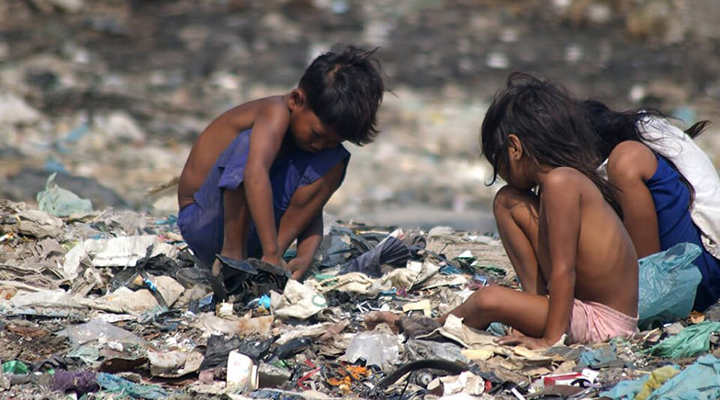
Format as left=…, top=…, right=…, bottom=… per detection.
left=297, top=368, right=321, bottom=390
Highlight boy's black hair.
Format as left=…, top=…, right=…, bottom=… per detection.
left=582, top=99, right=710, bottom=208
left=299, top=45, right=384, bottom=146
left=481, top=72, right=623, bottom=218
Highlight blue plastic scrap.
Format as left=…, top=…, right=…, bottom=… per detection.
left=600, top=375, right=650, bottom=400
left=578, top=343, right=618, bottom=368
left=646, top=354, right=720, bottom=400
left=638, top=243, right=702, bottom=328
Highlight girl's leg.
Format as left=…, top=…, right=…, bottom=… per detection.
left=493, top=185, right=547, bottom=294
left=606, top=141, right=660, bottom=258
left=443, top=285, right=549, bottom=337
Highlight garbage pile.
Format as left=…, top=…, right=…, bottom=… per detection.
left=1, top=194, right=719, bottom=400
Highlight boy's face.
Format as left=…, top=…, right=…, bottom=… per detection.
left=289, top=91, right=345, bottom=152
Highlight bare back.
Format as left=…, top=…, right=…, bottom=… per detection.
left=537, top=167, right=639, bottom=318
left=178, top=96, right=287, bottom=209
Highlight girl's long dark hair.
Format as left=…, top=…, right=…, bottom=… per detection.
left=583, top=99, right=710, bottom=206
left=481, top=73, right=624, bottom=218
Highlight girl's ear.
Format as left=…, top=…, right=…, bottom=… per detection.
left=289, top=89, right=305, bottom=111
left=507, top=134, right=523, bottom=161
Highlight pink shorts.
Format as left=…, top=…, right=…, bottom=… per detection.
left=568, top=299, right=638, bottom=344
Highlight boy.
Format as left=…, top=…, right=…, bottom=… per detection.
left=177, top=46, right=384, bottom=281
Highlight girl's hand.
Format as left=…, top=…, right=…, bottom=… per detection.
left=497, top=335, right=552, bottom=350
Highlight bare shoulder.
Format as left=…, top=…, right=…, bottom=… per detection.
left=221, top=96, right=290, bottom=132
left=607, top=141, right=657, bottom=182
left=543, top=167, right=585, bottom=192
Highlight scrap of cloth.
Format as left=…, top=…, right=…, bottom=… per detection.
left=340, top=236, right=412, bottom=278
left=568, top=299, right=638, bottom=344
left=178, top=129, right=350, bottom=268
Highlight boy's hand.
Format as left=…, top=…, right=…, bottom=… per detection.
left=262, top=254, right=287, bottom=270
left=497, top=335, right=552, bottom=350
left=287, top=257, right=312, bottom=280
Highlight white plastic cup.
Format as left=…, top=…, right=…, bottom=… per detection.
left=227, top=350, right=259, bottom=393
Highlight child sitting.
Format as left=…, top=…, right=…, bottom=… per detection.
left=177, top=46, right=384, bottom=281
left=583, top=100, right=720, bottom=311
left=369, top=74, right=639, bottom=348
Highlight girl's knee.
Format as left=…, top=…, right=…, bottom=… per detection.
left=493, top=185, right=517, bottom=216
left=468, top=285, right=504, bottom=312
left=493, top=185, right=538, bottom=219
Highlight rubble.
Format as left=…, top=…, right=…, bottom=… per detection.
left=0, top=198, right=718, bottom=399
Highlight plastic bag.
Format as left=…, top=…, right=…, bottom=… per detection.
left=37, top=173, right=93, bottom=217
left=638, top=243, right=702, bottom=329
left=342, top=330, right=400, bottom=370
left=648, top=321, right=720, bottom=359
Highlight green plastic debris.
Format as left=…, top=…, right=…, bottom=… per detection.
left=37, top=173, right=93, bottom=217
left=2, top=361, right=30, bottom=375
left=649, top=321, right=720, bottom=359
left=97, top=372, right=168, bottom=399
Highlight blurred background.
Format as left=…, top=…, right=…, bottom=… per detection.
left=1, top=0, right=719, bottom=231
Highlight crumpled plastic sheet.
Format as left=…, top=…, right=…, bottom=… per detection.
left=37, top=173, right=93, bottom=217
left=649, top=321, right=720, bottom=358
left=601, top=355, right=720, bottom=400
left=638, top=243, right=702, bottom=328
left=270, top=280, right=327, bottom=320
left=578, top=343, right=618, bottom=368
left=58, top=319, right=147, bottom=347
left=636, top=366, right=680, bottom=400
left=97, top=372, right=169, bottom=399
left=62, top=235, right=160, bottom=280
left=342, top=329, right=400, bottom=371
left=600, top=376, right=651, bottom=400
left=645, top=354, right=720, bottom=400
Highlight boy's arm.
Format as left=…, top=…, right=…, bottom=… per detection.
left=243, top=103, right=291, bottom=267
left=540, top=171, right=581, bottom=345
left=287, top=213, right=323, bottom=280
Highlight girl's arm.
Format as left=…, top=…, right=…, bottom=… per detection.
left=243, top=102, right=291, bottom=267
left=540, top=169, right=581, bottom=345
left=606, top=141, right=660, bottom=258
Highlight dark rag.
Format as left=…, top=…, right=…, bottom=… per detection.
left=340, top=236, right=411, bottom=278
left=52, top=370, right=99, bottom=395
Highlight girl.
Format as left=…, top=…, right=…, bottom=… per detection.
left=446, top=73, right=639, bottom=348
left=584, top=101, right=720, bottom=311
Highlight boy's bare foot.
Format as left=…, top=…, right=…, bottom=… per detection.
left=364, top=312, right=442, bottom=338
left=364, top=311, right=403, bottom=332
left=396, top=316, right=441, bottom=338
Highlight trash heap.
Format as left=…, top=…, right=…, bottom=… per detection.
left=1, top=197, right=720, bottom=400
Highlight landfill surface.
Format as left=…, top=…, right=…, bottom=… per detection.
left=0, top=199, right=719, bottom=400
left=3, top=0, right=720, bottom=399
